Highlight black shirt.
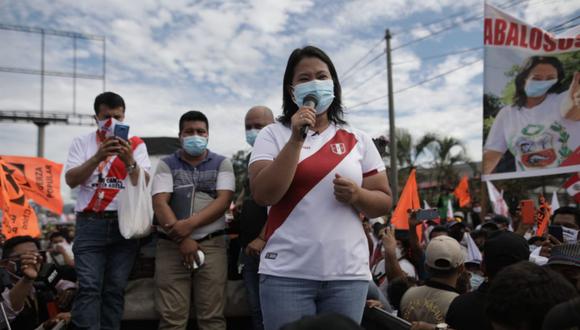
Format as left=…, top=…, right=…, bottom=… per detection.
left=446, top=282, right=492, bottom=330
left=238, top=154, right=268, bottom=247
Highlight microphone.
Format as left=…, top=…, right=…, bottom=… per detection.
left=300, top=94, right=319, bottom=139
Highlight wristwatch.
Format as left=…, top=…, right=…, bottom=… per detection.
left=126, top=162, right=137, bottom=174
left=435, top=323, right=449, bottom=330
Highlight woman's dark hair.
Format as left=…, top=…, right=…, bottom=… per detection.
left=280, top=45, right=346, bottom=126
left=513, top=56, right=565, bottom=108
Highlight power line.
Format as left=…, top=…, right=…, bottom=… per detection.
left=340, top=0, right=547, bottom=87
left=548, top=17, right=580, bottom=33
left=391, top=0, right=538, bottom=52
left=547, top=15, right=580, bottom=31
left=340, top=38, right=384, bottom=82
left=392, top=46, right=482, bottom=66
left=344, top=66, right=386, bottom=96
left=341, top=49, right=385, bottom=83
left=392, top=13, right=483, bottom=51
left=347, top=58, right=482, bottom=110
left=345, top=47, right=482, bottom=96
left=395, top=58, right=481, bottom=94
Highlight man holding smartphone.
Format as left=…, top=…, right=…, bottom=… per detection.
left=64, top=92, right=151, bottom=330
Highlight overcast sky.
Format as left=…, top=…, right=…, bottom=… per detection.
left=1, top=0, right=578, bottom=202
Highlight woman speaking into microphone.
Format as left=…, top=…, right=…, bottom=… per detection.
left=249, top=45, right=392, bottom=329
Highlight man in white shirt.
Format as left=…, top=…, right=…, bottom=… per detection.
left=64, top=92, right=151, bottom=330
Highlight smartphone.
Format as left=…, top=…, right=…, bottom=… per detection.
left=416, top=208, right=439, bottom=221
left=548, top=225, right=564, bottom=242
left=520, top=200, right=535, bottom=225
left=114, top=123, right=130, bottom=141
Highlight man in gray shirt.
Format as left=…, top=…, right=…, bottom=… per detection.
left=152, top=111, right=235, bottom=330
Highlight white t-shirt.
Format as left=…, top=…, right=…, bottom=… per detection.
left=250, top=122, right=386, bottom=281
left=65, top=131, right=151, bottom=212
left=485, top=92, right=580, bottom=171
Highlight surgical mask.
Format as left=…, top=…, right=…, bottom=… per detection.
left=469, top=272, right=485, bottom=291
left=473, top=207, right=481, bottom=213
left=182, top=135, right=208, bottom=156
left=292, top=79, right=335, bottom=115
left=524, top=79, right=557, bottom=97
left=96, top=118, right=120, bottom=140
left=562, top=227, right=579, bottom=244
left=245, top=129, right=260, bottom=147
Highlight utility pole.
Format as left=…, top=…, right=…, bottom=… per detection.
left=385, top=29, right=398, bottom=205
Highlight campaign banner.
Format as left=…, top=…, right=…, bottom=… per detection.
left=0, top=159, right=41, bottom=239
left=0, top=156, right=63, bottom=214
left=482, top=3, right=580, bottom=181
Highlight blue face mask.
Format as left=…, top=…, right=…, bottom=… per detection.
left=245, top=129, right=260, bottom=147
left=182, top=135, right=208, bottom=156
left=524, top=79, right=557, bottom=98
left=469, top=272, right=485, bottom=291
left=292, top=79, right=335, bottom=115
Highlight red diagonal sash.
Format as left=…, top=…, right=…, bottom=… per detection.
left=84, top=136, right=144, bottom=212
left=265, top=129, right=358, bottom=240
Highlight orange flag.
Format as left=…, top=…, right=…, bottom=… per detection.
left=536, top=195, right=551, bottom=237
left=0, top=160, right=41, bottom=239
left=0, top=156, right=63, bottom=214
left=391, top=169, right=420, bottom=230
left=453, top=176, right=471, bottom=208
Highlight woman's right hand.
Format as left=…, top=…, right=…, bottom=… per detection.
left=290, top=106, right=316, bottom=142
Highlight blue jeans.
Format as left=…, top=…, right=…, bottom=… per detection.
left=241, top=252, right=263, bottom=330
left=71, top=213, right=139, bottom=330
left=259, top=274, right=368, bottom=330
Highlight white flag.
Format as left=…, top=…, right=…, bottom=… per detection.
left=550, top=191, right=560, bottom=215
left=486, top=181, right=509, bottom=217
left=423, top=200, right=431, bottom=209
left=447, top=199, right=454, bottom=220
left=463, top=232, right=483, bottom=264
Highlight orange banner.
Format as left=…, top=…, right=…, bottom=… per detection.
left=453, top=176, right=471, bottom=208
left=0, top=156, right=63, bottom=214
left=0, top=160, right=41, bottom=239
left=391, top=169, right=420, bottom=230
left=536, top=195, right=551, bottom=237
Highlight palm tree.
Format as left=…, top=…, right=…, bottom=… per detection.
left=420, top=134, right=470, bottom=189
left=385, top=128, right=433, bottom=169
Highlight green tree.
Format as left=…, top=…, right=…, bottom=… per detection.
left=231, top=149, right=250, bottom=200
left=419, top=134, right=471, bottom=190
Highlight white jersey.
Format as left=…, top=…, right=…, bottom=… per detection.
left=250, top=122, right=386, bottom=281
left=65, top=131, right=151, bottom=212
left=485, top=92, right=580, bottom=171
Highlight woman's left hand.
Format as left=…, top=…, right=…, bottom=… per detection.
left=333, top=174, right=360, bottom=204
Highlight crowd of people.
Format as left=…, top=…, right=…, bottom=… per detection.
left=0, top=45, right=578, bottom=330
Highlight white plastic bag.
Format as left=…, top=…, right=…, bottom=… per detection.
left=118, top=168, right=153, bottom=239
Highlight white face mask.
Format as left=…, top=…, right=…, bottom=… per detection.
left=96, top=117, right=121, bottom=139
left=562, top=227, right=579, bottom=244
left=473, top=207, right=482, bottom=213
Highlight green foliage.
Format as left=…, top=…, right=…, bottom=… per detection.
left=231, top=149, right=250, bottom=199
